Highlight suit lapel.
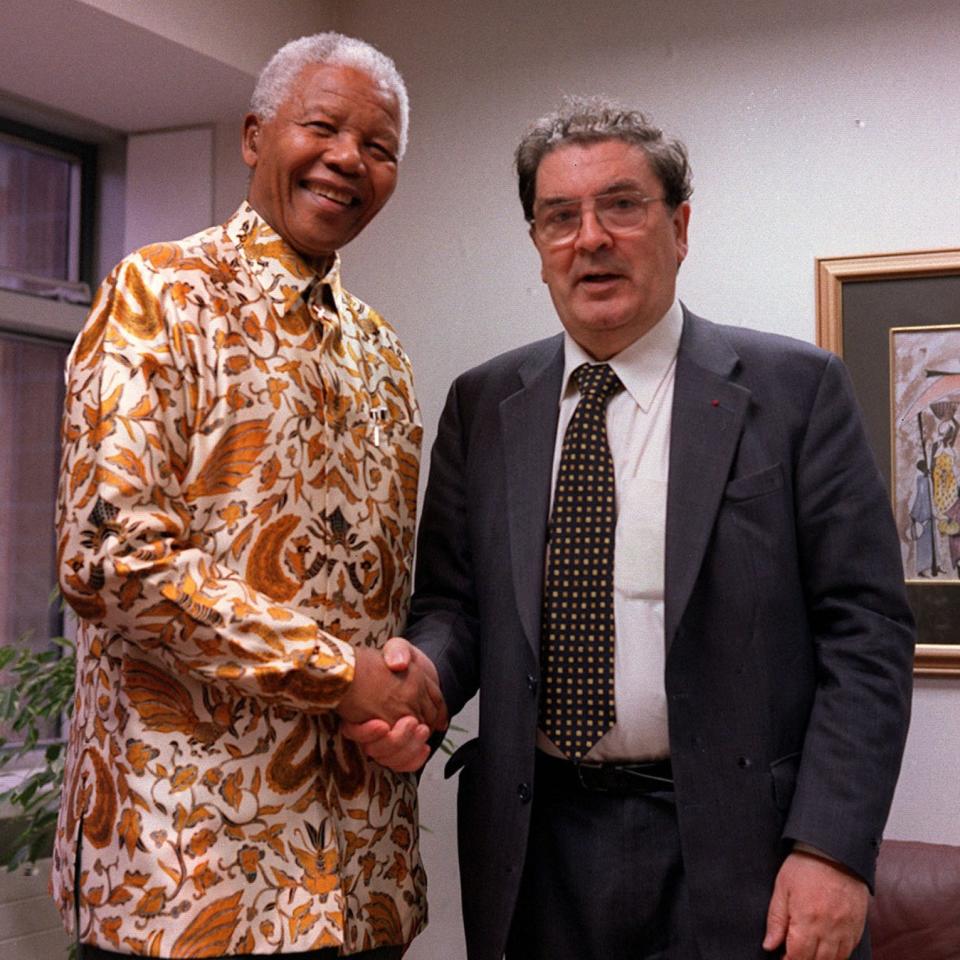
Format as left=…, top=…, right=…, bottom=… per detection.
left=665, top=311, right=751, bottom=651
left=500, top=336, right=564, bottom=661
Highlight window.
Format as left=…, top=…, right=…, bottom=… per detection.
left=0, top=119, right=95, bottom=303
left=0, top=332, right=71, bottom=754
left=0, top=118, right=94, bottom=772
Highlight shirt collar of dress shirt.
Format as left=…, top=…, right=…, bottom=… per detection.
left=561, top=300, right=684, bottom=413
left=225, top=201, right=345, bottom=322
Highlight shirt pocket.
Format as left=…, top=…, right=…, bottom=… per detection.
left=614, top=477, right=666, bottom=599
left=343, top=403, right=422, bottom=511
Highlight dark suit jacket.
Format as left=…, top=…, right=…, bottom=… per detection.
left=407, top=308, right=915, bottom=960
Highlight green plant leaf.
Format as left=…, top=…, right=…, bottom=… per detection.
left=0, top=591, right=75, bottom=874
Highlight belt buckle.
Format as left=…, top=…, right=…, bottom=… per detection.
left=575, top=761, right=608, bottom=792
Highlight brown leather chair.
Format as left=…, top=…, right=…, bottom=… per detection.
left=870, top=839, right=960, bottom=960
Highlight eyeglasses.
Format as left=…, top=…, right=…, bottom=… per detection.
left=532, top=191, right=667, bottom=246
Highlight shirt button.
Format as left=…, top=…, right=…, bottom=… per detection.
left=517, top=783, right=532, bottom=804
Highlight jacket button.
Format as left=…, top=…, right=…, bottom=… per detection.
left=526, top=674, right=538, bottom=694
left=517, top=783, right=532, bottom=803
left=737, top=756, right=753, bottom=769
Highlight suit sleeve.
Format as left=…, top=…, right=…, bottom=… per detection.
left=783, top=353, right=915, bottom=887
left=406, top=378, right=482, bottom=719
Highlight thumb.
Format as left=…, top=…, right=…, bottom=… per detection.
left=382, top=636, right=412, bottom=672
left=763, top=882, right=788, bottom=951
left=341, top=718, right=391, bottom=743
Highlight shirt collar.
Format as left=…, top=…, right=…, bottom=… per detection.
left=225, top=201, right=345, bottom=320
left=561, top=300, right=684, bottom=413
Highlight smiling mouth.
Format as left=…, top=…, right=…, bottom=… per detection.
left=302, top=182, right=360, bottom=208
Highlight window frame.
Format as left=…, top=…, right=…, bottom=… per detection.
left=0, top=115, right=97, bottom=293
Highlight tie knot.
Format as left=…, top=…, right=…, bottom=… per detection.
left=573, top=363, right=622, bottom=402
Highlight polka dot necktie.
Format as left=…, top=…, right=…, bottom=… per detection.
left=539, top=362, right=623, bottom=761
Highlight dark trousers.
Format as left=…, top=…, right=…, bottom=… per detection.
left=79, top=944, right=403, bottom=960
left=505, top=753, right=702, bottom=960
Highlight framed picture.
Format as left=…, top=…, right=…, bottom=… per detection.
left=816, top=249, right=960, bottom=677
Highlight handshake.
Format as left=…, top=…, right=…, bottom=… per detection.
left=336, top=637, right=448, bottom=772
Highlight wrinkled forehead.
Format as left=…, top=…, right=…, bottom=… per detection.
left=283, top=62, right=399, bottom=125
left=534, top=139, right=658, bottom=202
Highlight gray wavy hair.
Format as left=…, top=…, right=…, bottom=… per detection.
left=250, top=32, right=410, bottom=158
left=515, top=96, right=692, bottom=221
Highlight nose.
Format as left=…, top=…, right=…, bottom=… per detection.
left=573, top=206, right=613, bottom=253
left=324, top=132, right=364, bottom=176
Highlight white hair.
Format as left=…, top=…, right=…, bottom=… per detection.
left=250, top=32, right=410, bottom=158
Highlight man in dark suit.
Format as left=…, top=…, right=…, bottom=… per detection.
left=345, top=98, right=915, bottom=960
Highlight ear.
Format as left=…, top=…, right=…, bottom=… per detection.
left=241, top=114, right=261, bottom=170
left=672, top=201, right=692, bottom=267
left=529, top=224, right=548, bottom=283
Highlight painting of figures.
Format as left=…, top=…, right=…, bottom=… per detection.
left=891, top=324, right=960, bottom=583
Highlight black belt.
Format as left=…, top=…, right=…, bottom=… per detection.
left=535, top=750, right=673, bottom=794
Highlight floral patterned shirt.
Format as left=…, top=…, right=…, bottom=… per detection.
left=51, top=203, right=426, bottom=956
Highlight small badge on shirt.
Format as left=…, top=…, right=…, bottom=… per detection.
left=370, top=407, right=388, bottom=447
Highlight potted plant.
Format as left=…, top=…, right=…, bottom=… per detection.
left=0, top=631, right=74, bottom=871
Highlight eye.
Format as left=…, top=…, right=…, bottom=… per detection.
left=544, top=206, right=577, bottom=226
left=609, top=194, right=642, bottom=211
left=304, top=121, right=336, bottom=136
left=366, top=141, right=397, bottom=163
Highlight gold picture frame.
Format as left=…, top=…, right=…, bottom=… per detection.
left=816, top=248, right=960, bottom=677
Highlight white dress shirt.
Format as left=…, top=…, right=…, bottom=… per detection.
left=538, top=301, right=683, bottom=762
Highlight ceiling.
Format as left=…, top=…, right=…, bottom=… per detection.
left=0, top=0, right=255, bottom=140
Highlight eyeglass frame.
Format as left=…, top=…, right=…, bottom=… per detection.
left=529, top=189, right=670, bottom=247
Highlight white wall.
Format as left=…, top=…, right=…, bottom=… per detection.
left=125, top=127, right=215, bottom=253
left=2, top=2, right=958, bottom=958
left=215, top=121, right=253, bottom=225
left=341, top=0, right=960, bottom=431
left=334, top=3, right=960, bottom=957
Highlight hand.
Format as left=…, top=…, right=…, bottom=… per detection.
left=336, top=638, right=448, bottom=731
left=763, top=850, right=869, bottom=960
left=342, top=715, right=433, bottom=772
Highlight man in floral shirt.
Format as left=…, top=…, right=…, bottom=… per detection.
left=52, top=32, right=443, bottom=960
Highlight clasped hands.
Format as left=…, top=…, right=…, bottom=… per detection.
left=336, top=637, right=447, bottom=772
